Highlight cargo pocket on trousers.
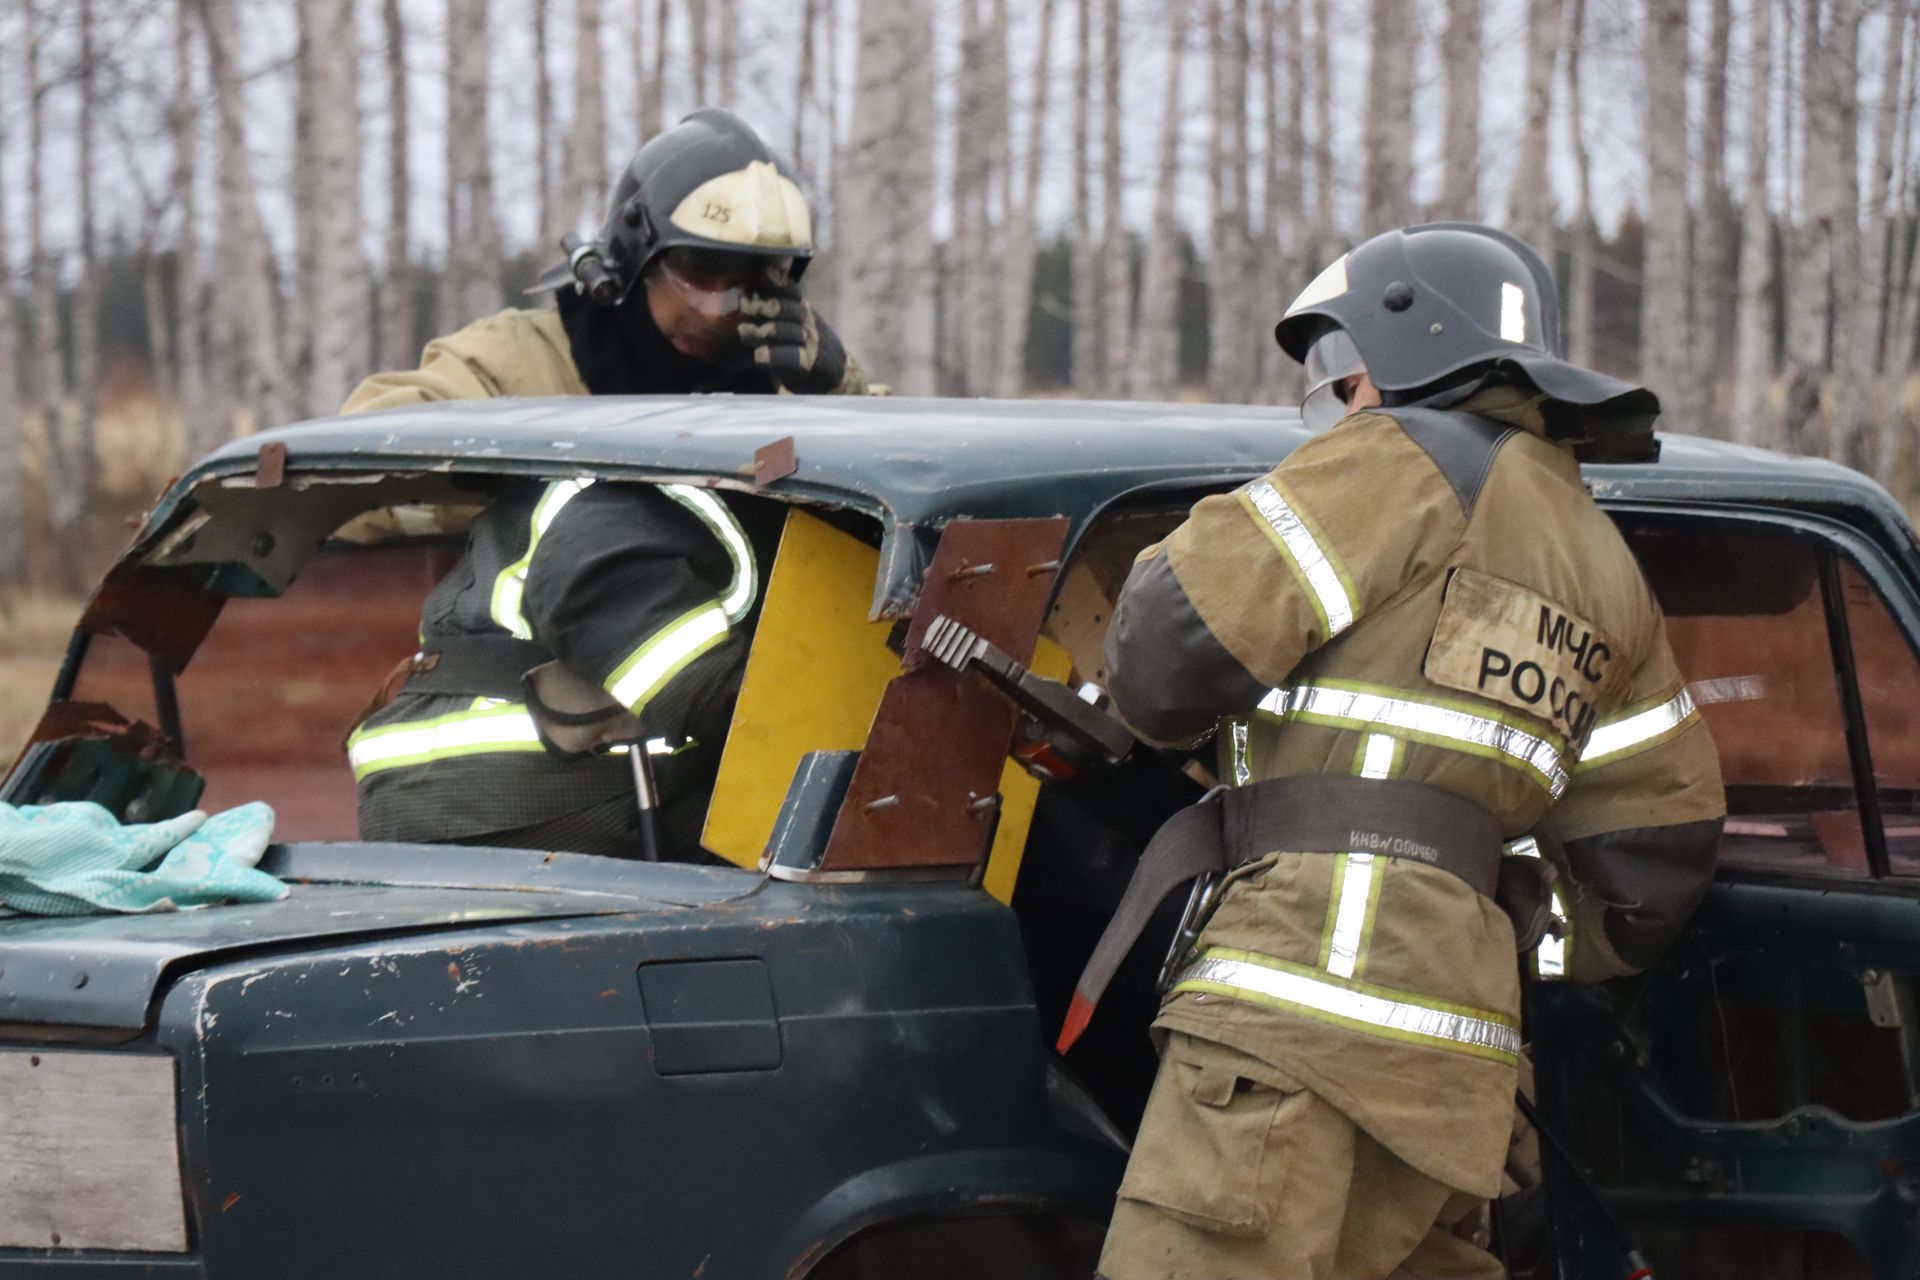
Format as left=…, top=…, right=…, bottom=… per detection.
left=1116, top=1037, right=1293, bottom=1237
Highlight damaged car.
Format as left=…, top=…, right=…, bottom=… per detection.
left=2, top=394, right=1919, bottom=1279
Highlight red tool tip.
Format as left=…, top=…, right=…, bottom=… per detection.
left=1056, top=992, right=1095, bottom=1055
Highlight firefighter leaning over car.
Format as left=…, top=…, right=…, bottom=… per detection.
left=340, top=109, right=875, bottom=859
left=1087, top=224, right=1726, bottom=1278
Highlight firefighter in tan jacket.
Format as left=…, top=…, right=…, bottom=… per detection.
left=1093, top=224, right=1724, bottom=1278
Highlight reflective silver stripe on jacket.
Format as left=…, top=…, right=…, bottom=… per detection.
left=661, top=484, right=758, bottom=624
left=1258, top=682, right=1570, bottom=797
left=490, top=479, right=595, bottom=639
left=1243, top=480, right=1356, bottom=637
left=1174, top=948, right=1522, bottom=1063
left=1578, top=688, right=1699, bottom=768
left=607, top=602, right=731, bottom=713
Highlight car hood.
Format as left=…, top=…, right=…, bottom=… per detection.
left=0, top=843, right=762, bottom=1033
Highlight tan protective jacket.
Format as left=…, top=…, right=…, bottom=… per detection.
left=1103, top=390, right=1725, bottom=1196
left=343, top=310, right=589, bottom=413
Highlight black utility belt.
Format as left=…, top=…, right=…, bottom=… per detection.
left=402, top=634, right=557, bottom=701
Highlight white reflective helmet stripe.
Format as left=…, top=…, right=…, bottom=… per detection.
left=1174, top=948, right=1521, bottom=1063
left=1286, top=252, right=1351, bottom=315
left=606, top=602, right=731, bottom=714
left=490, top=479, right=596, bottom=639
left=1242, top=481, right=1356, bottom=638
left=1500, top=281, right=1528, bottom=343
left=660, top=484, right=759, bottom=624
left=1258, top=682, right=1570, bottom=797
left=1577, top=689, right=1700, bottom=769
left=347, top=704, right=545, bottom=780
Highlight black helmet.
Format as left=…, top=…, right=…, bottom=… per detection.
left=532, top=109, right=813, bottom=305
left=1275, top=222, right=1659, bottom=460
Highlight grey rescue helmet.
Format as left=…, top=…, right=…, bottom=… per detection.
left=530, top=109, right=814, bottom=305
left=1275, top=222, right=1661, bottom=462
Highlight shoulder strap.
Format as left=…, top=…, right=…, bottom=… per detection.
left=1373, top=407, right=1518, bottom=520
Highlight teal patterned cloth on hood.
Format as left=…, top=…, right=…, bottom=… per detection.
left=0, top=801, right=285, bottom=916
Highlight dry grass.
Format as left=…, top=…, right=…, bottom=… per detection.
left=0, top=593, right=83, bottom=659
left=0, top=657, right=61, bottom=764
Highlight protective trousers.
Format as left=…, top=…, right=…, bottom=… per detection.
left=1097, top=1033, right=1504, bottom=1280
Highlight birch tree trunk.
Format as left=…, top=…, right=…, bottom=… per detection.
left=202, top=0, right=287, bottom=437
left=1784, top=0, right=1853, bottom=455
left=836, top=0, right=937, bottom=393
left=382, top=0, right=415, bottom=370
left=1691, top=0, right=1732, bottom=434
left=1099, top=0, right=1129, bottom=395
left=0, top=15, right=21, bottom=587
left=1070, top=0, right=1098, bottom=393
left=994, top=0, right=1056, bottom=397
left=1826, top=0, right=1867, bottom=466
left=1564, top=0, right=1597, bottom=368
left=1639, top=0, right=1693, bottom=427
left=59, top=0, right=101, bottom=577
left=690, top=0, right=710, bottom=105
left=1438, top=0, right=1482, bottom=220
left=1731, top=0, right=1776, bottom=445
left=649, top=0, right=669, bottom=133
left=1132, top=0, right=1190, bottom=399
left=534, top=0, right=554, bottom=242
left=289, top=3, right=319, bottom=413
left=974, top=0, right=1011, bottom=393
left=1310, top=0, right=1333, bottom=249
left=795, top=0, right=818, bottom=181
left=634, top=0, right=656, bottom=143
left=1218, top=0, right=1256, bottom=401
left=1862, top=1, right=1909, bottom=378
left=306, top=0, right=364, bottom=416
left=1886, top=7, right=1920, bottom=371
left=947, top=0, right=983, bottom=394
left=446, top=0, right=504, bottom=325
left=1507, top=0, right=1559, bottom=252
left=26, top=0, right=63, bottom=424
left=1362, top=0, right=1415, bottom=235
left=173, top=0, right=208, bottom=445
left=718, top=0, right=737, bottom=106
left=564, top=0, right=608, bottom=232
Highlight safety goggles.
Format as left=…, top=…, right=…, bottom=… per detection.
left=1300, top=328, right=1368, bottom=432
left=644, top=255, right=752, bottom=327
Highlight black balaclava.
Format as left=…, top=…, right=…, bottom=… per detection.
left=555, top=286, right=780, bottom=398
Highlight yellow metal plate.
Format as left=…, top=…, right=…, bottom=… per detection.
left=703, top=510, right=1065, bottom=904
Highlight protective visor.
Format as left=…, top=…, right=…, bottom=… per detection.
left=1300, top=328, right=1367, bottom=432
left=643, top=257, right=750, bottom=331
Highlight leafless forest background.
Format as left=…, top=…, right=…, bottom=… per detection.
left=0, top=0, right=1917, bottom=608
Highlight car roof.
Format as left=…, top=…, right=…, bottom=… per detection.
left=158, top=396, right=1915, bottom=616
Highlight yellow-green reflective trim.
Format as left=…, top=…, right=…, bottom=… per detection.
left=1316, top=855, right=1348, bottom=969
left=346, top=704, right=545, bottom=780
left=1173, top=946, right=1521, bottom=1064
left=1236, top=479, right=1356, bottom=639
left=661, top=484, right=759, bottom=624
left=1324, top=852, right=1376, bottom=979
left=1353, top=853, right=1388, bottom=978
left=606, top=602, right=730, bottom=714
left=490, top=479, right=595, bottom=639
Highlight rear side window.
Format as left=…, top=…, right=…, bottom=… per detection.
left=1630, top=527, right=1863, bottom=878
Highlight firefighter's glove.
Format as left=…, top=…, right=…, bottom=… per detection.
left=737, top=288, right=869, bottom=395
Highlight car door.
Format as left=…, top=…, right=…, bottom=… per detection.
left=1530, top=507, right=1920, bottom=1280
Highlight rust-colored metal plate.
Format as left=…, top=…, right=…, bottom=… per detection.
left=77, top=564, right=229, bottom=675
left=254, top=441, right=287, bottom=489
left=820, top=517, right=1069, bottom=873
left=752, top=435, right=797, bottom=488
